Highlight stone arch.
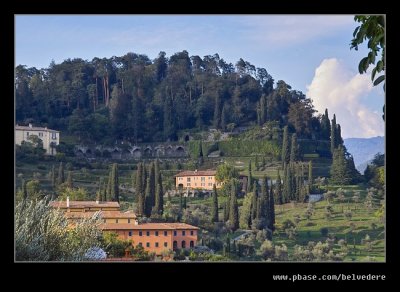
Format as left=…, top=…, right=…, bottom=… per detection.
left=85, top=149, right=92, bottom=155
left=166, top=146, right=173, bottom=156
left=111, top=149, right=120, bottom=159
left=144, top=147, right=152, bottom=156
left=175, top=146, right=185, bottom=156
left=154, top=146, right=164, bottom=157
left=102, top=149, right=111, bottom=158
left=122, top=148, right=131, bottom=159
left=132, top=148, right=141, bottom=158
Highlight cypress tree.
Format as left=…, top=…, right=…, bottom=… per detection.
left=281, top=126, right=290, bottom=165
left=262, top=156, right=266, bottom=168
left=251, top=181, right=258, bottom=221
left=269, top=183, right=275, bottom=230
left=21, top=179, right=27, bottom=201
left=321, top=108, right=331, bottom=140
left=110, top=163, right=119, bottom=202
left=282, top=164, right=292, bottom=203
left=136, top=163, right=145, bottom=216
left=229, top=180, right=239, bottom=231
left=290, top=163, right=296, bottom=201
left=247, top=160, right=253, bottom=193
left=213, top=94, right=221, bottom=129
left=57, top=162, right=64, bottom=185
left=211, top=184, right=219, bottom=223
left=224, top=197, right=230, bottom=222
left=66, top=171, right=73, bottom=188
left=106, top=167, right=112, bottom=198
left=290, top=133, right=300, bottom=163
left=179, top=193, right=183, bottom=211
left=337, top=124, right=343, bottom=146
left=255, top=155, right=259, bottom=171
left=276, top=170, right=283, bottom=204
left=154, top=163, right=164, bottom=215
left=198, top=141, right=204, bottom=165
left=51, top=165, right=56, bottom=189
left=263, top=177, right=270, bottom=227
left=221, top=102, right=227, bottom=131
left=331, top=114, right=337, bottom=154
left=149, top=162, right=156, bottom=209
left=144, top=176, right=152, bottom=217
left=308, top=160, right=313, bottom=188
left=183, top=196, right=187, bottom=209
left=142, top=163, right=147, bottom=193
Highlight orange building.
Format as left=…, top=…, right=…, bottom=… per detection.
left=175, top=170, right=222, bottom=191
left=51, top=199, right=199, bottom=255
left=103, top=222, right=199, bottom=255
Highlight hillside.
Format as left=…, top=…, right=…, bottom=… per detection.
left=344, top=136, right=384, bottom=172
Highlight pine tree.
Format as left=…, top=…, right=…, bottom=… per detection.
left=66, top=171, right=73, bottom=188
left=251, top=181, right=258, bottom=221
left=110, top=163, right=119, bottom=202
left=136, top=163, right=145, bottom=216
left=275, top=170, right=283, bottom=204
left=229, top=180, right=239, bottom=231
left=281, top=126, right=290, bottom=165
left=51, top=165, right=56, bottom=189
left=154, top=161, right=164, bottom=215
left=331, top=114, right=337, bottom=155
left=57, top=162, right=64, bottom=185
left=290, top=163, right=296, bottom=201
left=262, top=156, right=266, bottom=168
left=211, top=184, right=219, bottom=223
left=290, top=133, right=300, bottom=163
left=247, top=160, right=253, bottom=193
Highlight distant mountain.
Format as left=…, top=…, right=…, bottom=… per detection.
left=344, top=136, right=384, bottom=173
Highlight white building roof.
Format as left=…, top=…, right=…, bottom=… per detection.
left=15, top=124, right=59, bottom=132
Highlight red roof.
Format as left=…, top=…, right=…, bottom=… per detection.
left=50, top=201, right=120, bottom=209
left=101, top=222, right=199, bottom=230
left=175, top=170, right=216, bottom=177
left=65, top=210, right=136, bottom=219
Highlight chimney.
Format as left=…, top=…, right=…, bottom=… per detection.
left=28, top=123, right=32, bottom=128
left=96, top=199, right=99, bottom=204
left=195, top=169, right=197, bottom=173
left=134, top=219, right=139, bottom=225
left=66, top=196, right=70, bottom=208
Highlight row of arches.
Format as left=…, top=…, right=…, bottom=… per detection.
left=75, top=145, right=186, bottom=158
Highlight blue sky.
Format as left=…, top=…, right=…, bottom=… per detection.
left=15, top=15, right=385, bottom=138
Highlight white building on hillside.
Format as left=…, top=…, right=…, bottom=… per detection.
left=15, top=123, right=60, bottom=155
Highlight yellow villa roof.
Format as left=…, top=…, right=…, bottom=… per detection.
left=101, top=222, right=199, bottom=230
left=175, top=170, right=216, bottom=177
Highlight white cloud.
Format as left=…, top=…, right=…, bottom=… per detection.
left=306, top=58, right=384, bottom=138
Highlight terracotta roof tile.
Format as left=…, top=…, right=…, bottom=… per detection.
left=101, top=222, right=199, bottom=230
left=175, top=170, right=216, bottom=177
left=50, top=201, right=120, bottom=209
left=65, top=210, right=136, bottom=219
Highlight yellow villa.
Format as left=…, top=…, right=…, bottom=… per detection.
left=175, top=170, right=222, bottom=191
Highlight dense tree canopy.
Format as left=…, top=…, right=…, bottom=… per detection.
left=16, top=51, right=332, bottom=144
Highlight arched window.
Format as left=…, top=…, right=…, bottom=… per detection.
left=181, top=240, right=186, bottom=249
left=190, top=241, right=194, bottom=248
left=173, top=241, right=178, bottom=249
